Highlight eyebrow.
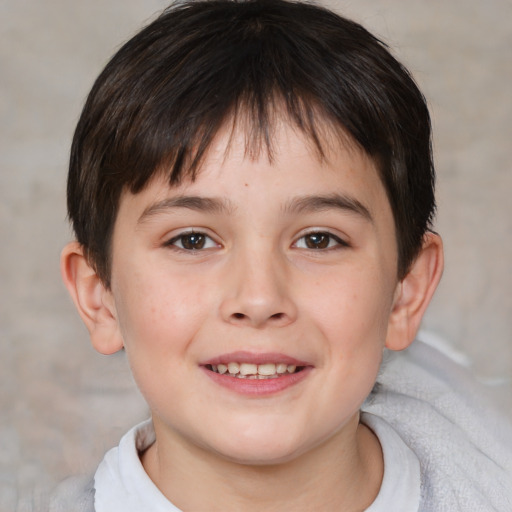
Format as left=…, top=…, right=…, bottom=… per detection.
left=138, top=195, right=235, bottom=223
left=138, top=192, right=372, bottom=224
left=282, top=193, right=373, bottom=222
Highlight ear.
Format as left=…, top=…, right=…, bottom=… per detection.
left=385, top=232, right=444, bottom=351
left=60, top=242, right=124, bottom=355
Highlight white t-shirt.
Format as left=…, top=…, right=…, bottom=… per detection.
left=93, top=414, right=420, bottom=512
left=362, top=413, right=420, bottom=512
left=53, top=339, right=512, bottom=511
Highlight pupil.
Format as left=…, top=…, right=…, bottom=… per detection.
left=306, top=233, right=329, bottom=249
left=183, top=233, right=205, bottom=250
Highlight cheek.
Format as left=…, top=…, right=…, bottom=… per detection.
left=111, top=272, right=208, bottom=411
left=113, top=265, right=211, bottom=359
left=304, top=265, right=394, bottom=345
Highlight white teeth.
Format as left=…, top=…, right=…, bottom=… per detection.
left=227, top=362, right=240, bottom=375
left=276, top=363, right=288, bottom=374
left=239, top=363, right=258, bottom=376
left=211, top=362, right=301, bottom=378
left=257, top=363, right=276, bottom=376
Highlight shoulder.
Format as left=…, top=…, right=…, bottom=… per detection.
left=49, top=474, right=95, bottom=512
left=363, top=335, right=512, bottom=511
left=361, top=413, right=421, bottom=512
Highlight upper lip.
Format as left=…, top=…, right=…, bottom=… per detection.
left=201, top=351, right=311, bottom=367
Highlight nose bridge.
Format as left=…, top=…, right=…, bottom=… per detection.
left=220, top=239, right=296, bottom=327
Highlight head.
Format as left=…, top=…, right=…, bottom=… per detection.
left=62, top=0, right=443, bottom=471
left=67, top=0, right=435, bottom=287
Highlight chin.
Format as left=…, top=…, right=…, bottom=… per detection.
left=217, top=443, right=303, bottom=467
left=207, top=424, right=311, bottom=466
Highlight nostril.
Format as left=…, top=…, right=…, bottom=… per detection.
left=226, top=310, right=292, bottom=326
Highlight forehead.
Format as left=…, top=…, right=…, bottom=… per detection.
left=119, top=118, right=393, bottom=230
left=111, top=118, right=399, bottom=285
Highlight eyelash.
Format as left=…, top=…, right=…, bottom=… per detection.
left=294, top=231, right=348, bottom=250
left=164, top=230, right=348, bottom=252
left=165, top=231, right=218, bottom=251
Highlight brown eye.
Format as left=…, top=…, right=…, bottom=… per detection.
left=305, top=233, right=330, bottom=249
left=168, top=232, right=217, bottom=250
left=295, top=231, right=346, bottom=250
left=181, top=233, right=206, bottom=250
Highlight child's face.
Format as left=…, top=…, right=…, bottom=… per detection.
left=108, top=121, right=400, bottom=464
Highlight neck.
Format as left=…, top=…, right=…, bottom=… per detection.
left=141, top=414, right=383, bottom=512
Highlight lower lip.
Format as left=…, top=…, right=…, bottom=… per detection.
left=201, top=367, right=312, bottom=396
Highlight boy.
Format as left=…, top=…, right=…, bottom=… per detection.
left=55, top=0, right=512, bottom=510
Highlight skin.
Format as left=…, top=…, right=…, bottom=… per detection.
left=62, top=120, right=443, bottom=511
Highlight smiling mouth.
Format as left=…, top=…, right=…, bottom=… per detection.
left=206, top=362, right=305, bottom=379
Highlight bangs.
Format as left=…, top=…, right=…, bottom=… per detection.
left=102, top=5, right=353, bottom=194
left=69, top=0, right=434, bottom=284
left=147, top=92, right=338, bottom=190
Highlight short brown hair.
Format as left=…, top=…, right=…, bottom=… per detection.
left=68, top=0, right=435, bottom=286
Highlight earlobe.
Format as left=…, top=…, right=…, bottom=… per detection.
left=60, top=242, right=124, bottom=355
left=385, top=233, right=444, bottom=351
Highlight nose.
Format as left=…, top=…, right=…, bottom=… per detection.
left=219, top=246, right=298, bottom=328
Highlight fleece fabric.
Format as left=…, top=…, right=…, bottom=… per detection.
left=50, top=336, right=512, bottom=511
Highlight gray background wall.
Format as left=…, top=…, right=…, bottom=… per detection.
left=1, top=0, right=511, bottom=509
